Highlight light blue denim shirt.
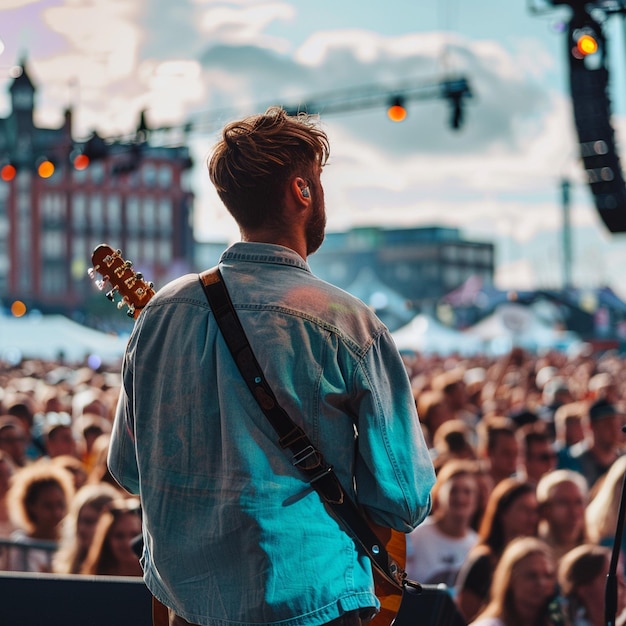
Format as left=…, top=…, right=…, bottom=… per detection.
left=108, top=242, right=434, bottom=626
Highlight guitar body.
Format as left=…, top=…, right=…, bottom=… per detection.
left=369, top=523, right=406, bottom=626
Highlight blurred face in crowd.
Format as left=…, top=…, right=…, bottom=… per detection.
left=542, top=481, right=586, bottom=538
left=502, top=491, right=539, bottom=541
left=46, top=425, right=77, bottom=459
left=490, top=432, right=519, bottom=480
left=524, top=440, right=557, bottom=485
left=438, top=472, right=478, bottom=525
left=0, top=424, right=27, bottom=467
left=511, top=552, right=556, bottom=615
left=564, top=417, right=585, bottom=447
left=592, top=414, right=622, bottom=451
left=108, top=511, right=142, bottom=570
left=77, top=503, right=104, bottom=550
left=28, top=484, right=68, bottom=538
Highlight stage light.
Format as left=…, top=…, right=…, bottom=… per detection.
left=73, top=153, right=90, bottom=170
left=387, top=96, right=407, bottom=122
left=10, top=300, right=27, bottom=317
left=1, top=163, right=16, bottom=181
left=576, top=32, right=599, bottom=56
left=37, top=159, right=55, bottom=179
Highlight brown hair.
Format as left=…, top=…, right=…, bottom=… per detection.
left=558, top=544, right=609, bottom=597
left=208, top=107, right=330, bottom=231
left=478, top=537, right=556, bottom=626
left=477, top=477, right=537, bottom=555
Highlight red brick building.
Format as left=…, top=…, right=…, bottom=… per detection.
left=0, top=61, right=194, bottom=315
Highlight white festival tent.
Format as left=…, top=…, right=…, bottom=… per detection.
left=464, top=302, right=583, bottom=355
left=391, top=313, right=483, bottom=356
left=0, top=312, right=129, bottom=364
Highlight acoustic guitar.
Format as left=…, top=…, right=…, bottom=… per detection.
left=88, top=244, right=407, bottom=626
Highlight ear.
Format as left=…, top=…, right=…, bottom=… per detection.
left=290, top=177, right=311, bottom=208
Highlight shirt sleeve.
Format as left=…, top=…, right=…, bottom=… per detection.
left=352, top=329, right=435, bottom=532
left=107, top=344, right=141, bottom=496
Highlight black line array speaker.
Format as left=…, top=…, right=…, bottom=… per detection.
left=568, top=11, right=626, bottom=233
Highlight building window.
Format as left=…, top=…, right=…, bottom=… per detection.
left=143, top=197, right=156, bottom=232
left=157, top=198, right=172, bottom=230
left=42, top=229, right=65, bottom=258
left=90, top=162, right=105, bottom=184
left=142, top=163, right=157, bottom=187
left=126, top=196, right=141, bottom=232
left=90, top=194, right=104, bottom=226
left=158, top=239, right=172, bottom=263
left=158, top=165, right=172, bottom=188
left=42, top=265, right=67, bottom=295
left=107, top=194, right=122, bottom=232
left=72, top=194, right=87, bottom=228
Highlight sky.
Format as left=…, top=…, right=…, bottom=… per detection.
left=2, top=0, right=626, bottom=297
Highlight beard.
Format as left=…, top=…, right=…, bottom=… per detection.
left=305, top=196, right=326, bottom=256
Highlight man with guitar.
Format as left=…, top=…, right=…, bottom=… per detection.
left=107, top=107, right=435, bottom=626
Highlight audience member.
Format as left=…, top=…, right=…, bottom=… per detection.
left=456, top=478, right=539, bottom=623
left=536, top=469, right=588, bottom=561
left=53, top=482, right=123, bottom=574
left=432, top=419, right=478, bottom=470
left=585, top=454, right=626, bottom=573
left=51, top=455, right=88, bottom=491
left=80, top=498, right=142, bottom=576
left=477, top=417, right=519, bottom=486
left=4, top=461, right=74, bottom=572
left=554, top=402, right=588, bottom=468
left=565, top=398, right=624, bottom=489
left=0, top=451, right=16, bottom=537
left=517, top=422, right=557, bottom=486
left=558, top=544, right=626, bottom=626
left=43, top=416, right=78, bottom=459
left=0, top=416, right=28, bottom=468
left=406, top=459, right=479, bottom=587
left=469, top=536, right=559, bottom=626
left=416, top=389, right=453, bottom=447
left=433, top=369, right=479, bottom=429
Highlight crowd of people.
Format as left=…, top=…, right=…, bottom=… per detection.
left=1, top=343, right=626, bottom=625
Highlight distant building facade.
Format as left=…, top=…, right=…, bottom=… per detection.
left=309, top=226, right=495, bottom=310
left=0, top=61, right=194, bottom=315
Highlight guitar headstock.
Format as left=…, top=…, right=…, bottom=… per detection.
left=88, top=244, right=155, bottom=319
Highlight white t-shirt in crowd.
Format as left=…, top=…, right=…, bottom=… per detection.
left=405, top=516, right=478, bottom=588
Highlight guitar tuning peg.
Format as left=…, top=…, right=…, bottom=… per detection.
left=126, top=306, right=136, bottom=318
left=148, top=282, right=154, bottom=288
left=136, top=272, right=144, bottom=280
left=105, top=289, right=116, bottom=302
left=124, top=260, right=133, bottom=268
left=95, top=279, right=105, bottom=290
left=87, top=267, right=95, bottom=279
left=117, top=301, right=126, bottom=310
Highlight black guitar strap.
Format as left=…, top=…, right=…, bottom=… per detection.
left=199, top=267, right=414, bottom=592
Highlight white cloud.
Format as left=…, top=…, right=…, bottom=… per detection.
left=197, top=2, right=295, bottom=52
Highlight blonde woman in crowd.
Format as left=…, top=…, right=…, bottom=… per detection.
left=536, top=469, right=588, bottom=561
left=81, top=498, right=142, bottom=577
left=585, top=455, right=626, bottom=573
left=469, top=537, right=560, bottom=626
left=53, top=482, right=123, bottom=574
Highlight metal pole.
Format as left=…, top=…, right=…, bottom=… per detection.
left=561, top=178, right=572, bottom=289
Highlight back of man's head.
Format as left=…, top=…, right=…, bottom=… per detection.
left=208, top=107, right=329, bottom=230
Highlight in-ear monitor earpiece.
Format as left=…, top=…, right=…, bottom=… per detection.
left=301, top=187, right=310, bottom=198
